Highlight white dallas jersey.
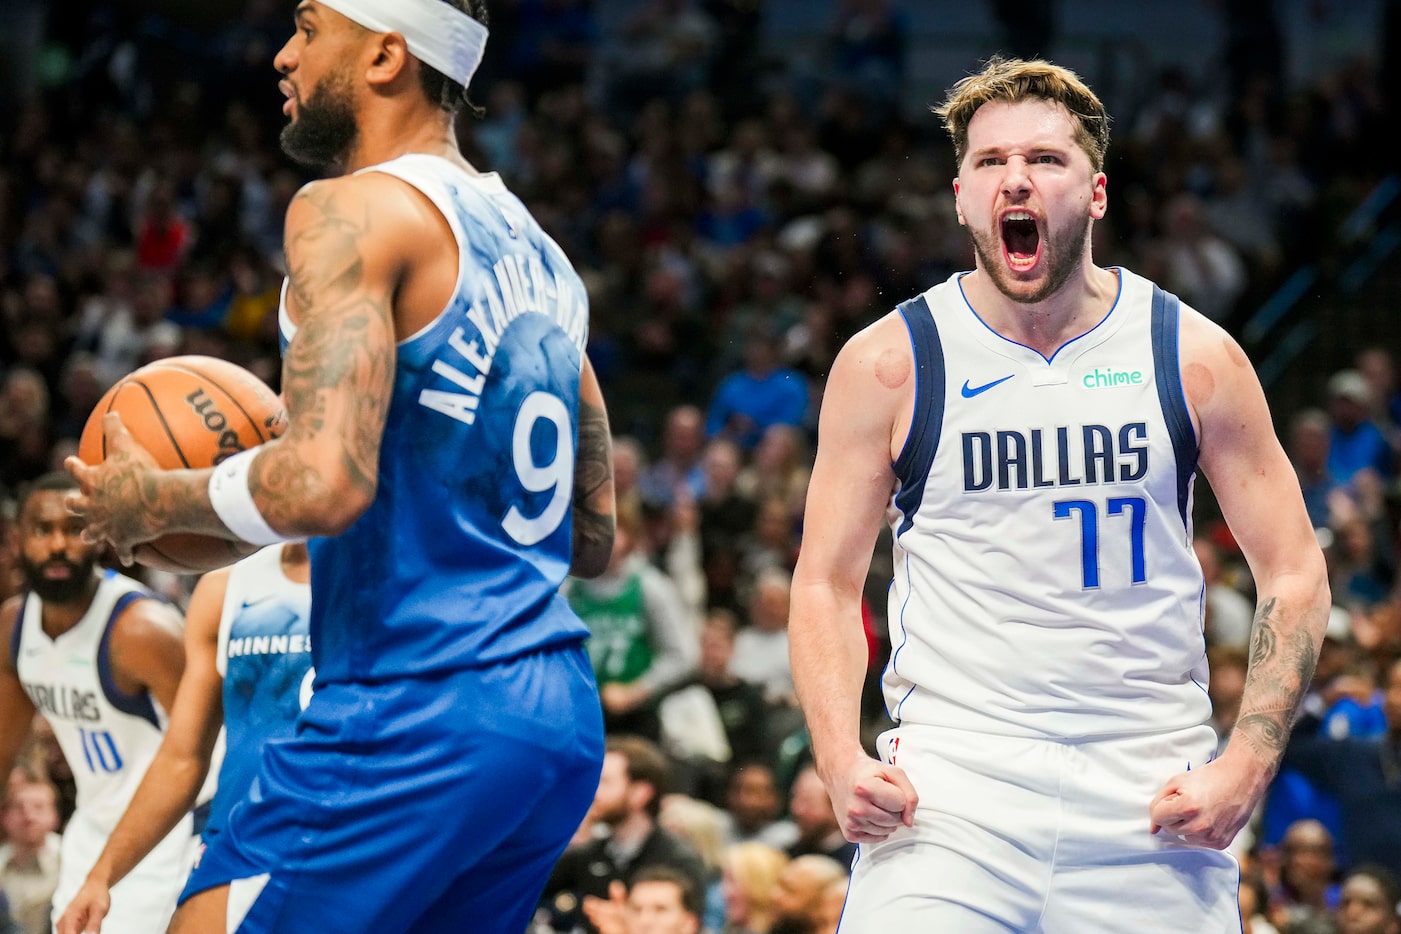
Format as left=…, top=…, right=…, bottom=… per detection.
left=13, top=570, right=194, bottom=933
left=12, top=570, right=175, bottom=829
left=884, top=268, right=1210, bottom=739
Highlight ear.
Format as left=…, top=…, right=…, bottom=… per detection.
left=365, top=31, right=411, bottom=89
left=1089, top=172, right=1108, bottom=220
left=629, top=780, right=656, bottom=816
left=952, top=178, right=966, bottom=226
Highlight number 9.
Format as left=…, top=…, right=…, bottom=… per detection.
left=502, top=391, right=575, bottom=546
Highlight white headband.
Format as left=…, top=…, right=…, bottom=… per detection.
left=318, top=0, right=488, bottom=91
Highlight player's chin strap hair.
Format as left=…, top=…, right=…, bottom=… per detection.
left=208, top=449, right=293, bottom=546
left=318, top=0, right=488, bottom=90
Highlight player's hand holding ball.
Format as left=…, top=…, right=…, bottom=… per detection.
left=66, top=355, right=286, bottom=573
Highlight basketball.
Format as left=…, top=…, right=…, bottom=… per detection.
left=79, top=355, right=288, bottom=574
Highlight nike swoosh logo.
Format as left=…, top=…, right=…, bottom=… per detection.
left=961, top=374, right=1015, bottom=397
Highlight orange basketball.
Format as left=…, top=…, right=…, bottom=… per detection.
left=79, top=355, right=288, bottom=574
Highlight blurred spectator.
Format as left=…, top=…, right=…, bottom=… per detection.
left=1336, top=864, right=1401, bottom=934
left=1208, top=644, right=1249, bottom=757
left=738, top=496, right=801, bottom=587
left=1327, top=370, right=1394, bottom=484
left=706, top=325, right=809, bottom=451
left=737, top=426, right=812, bottom=529
left=657, top=610, right=772, bottom=803
left=769, top=854, right=847, bottom=934
left=812, top=874, right=849, bottom=934
left=723, top=763, right=797, bottom=852
left=543, top=736, right=708, bottom=934
left=1268, top=819, right=1342, bottom=930
left=729, top=569, right=799, bottom=722
left=784, top=766, right=856, bottom=868
left=658, top=794, right=728, bottom=922
left=640, top=405, right=708, bottom=510
left=1154, top=191, right=1249, bottom=325
left=1196, top=535, right=1256, bottom=647
left=1356, top=347, right=1401, bottom=442
left=1291, top=409, right=1342, bottom=530
left=581, top=866, right=703, bottom=934
left=718, top=841, right=789, bottom=934
left=567, top=506, right=698, bottom=741
left=697, top=439, right=757, bottom=616
left=1241, top=869, right=1284, bottom=934
left=0, top=769, right=61, bottom=934
left=0, top=368, right=52, bottom=491
left=1276, top=655, right=1401, bottom=877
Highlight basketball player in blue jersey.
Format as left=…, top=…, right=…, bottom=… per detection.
left=63, top=1, right=616, bottom=931
left=56, top=542, right=312, bottom=934
left=0, top=473, right=192, bottom=934
left=789, top=57, right=1331, bottom=931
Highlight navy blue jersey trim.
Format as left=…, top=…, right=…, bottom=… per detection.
left=1150, top=286, right=1199, bottom=524
left=893, top=296, right=945, bottom=537
left=98, top=589, right=162, bottom=729
left=8, top=591, right=27, bottom=669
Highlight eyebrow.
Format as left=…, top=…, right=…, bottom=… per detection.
left=294, top=1, right=317, bottom=20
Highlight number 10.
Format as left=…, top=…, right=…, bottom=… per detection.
left=1053, top=496, right=1147, bottom=589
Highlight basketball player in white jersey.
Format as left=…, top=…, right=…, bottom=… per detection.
left=0, top=473, right=192, bottom=933
left=789, top=57, right=1331, bottom=931
left=57, top=543, right=312, bottom=934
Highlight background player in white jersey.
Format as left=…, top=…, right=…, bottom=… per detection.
left=789, top=57, right=1331, bottom=930
left=64, top=1, right=616, bottom=932
left=0, top=473, right=190, bottom=934
left=57, top=543, right=312, bottom=934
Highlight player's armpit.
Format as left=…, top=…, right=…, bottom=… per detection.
left=570, top=355, right=615, bottom=578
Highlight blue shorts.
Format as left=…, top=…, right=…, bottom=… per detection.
left=182, top=643, right=604, bottom=933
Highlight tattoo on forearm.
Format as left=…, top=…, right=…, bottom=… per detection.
left=253, top=185, right=395, bottom=527
left=571, top=398, right=614, bottom=566
left=1233, top=595, right=1320, bottom=770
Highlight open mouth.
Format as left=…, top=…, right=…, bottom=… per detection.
left=1001, top=210, right=1041, bottom=270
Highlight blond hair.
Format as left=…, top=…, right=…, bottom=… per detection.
left=934, top=55, right=1111, bottom=172
left=723, top=842, right=790, bottom=932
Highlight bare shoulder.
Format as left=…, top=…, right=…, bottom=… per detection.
left=110, top=588, right=185, bottom=651
left=1175, top=303, right=1260, bottom=419
left=828, top=311, right=915, bottom=398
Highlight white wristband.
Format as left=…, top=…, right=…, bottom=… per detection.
left=208, top=449, right=290, bottom=546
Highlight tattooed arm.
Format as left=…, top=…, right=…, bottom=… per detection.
left=1147, top=308, right=1329, bottom=850
left=571, top=354, right=615, bottom=578
left=66, top=175, right=405, bottom=554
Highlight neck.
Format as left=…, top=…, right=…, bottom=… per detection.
left=962, top=262, right=1119, bottom=357
left=342, top=104, right=469, bottom=174
left=609, top=811, right=654, bottom=848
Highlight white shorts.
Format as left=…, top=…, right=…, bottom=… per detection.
left=838, top=724, right=1240, bottom=933
left=51, top=810, right=197, bottom=934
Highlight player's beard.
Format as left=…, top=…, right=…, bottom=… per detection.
left=280, top=66, right=358, bottom=170
left=20, top=553, right=97, bottom=604
left=969, top=213, right=1091, bottom=305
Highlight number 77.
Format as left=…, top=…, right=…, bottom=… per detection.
left=1053, top=496, right=1147, bottom=589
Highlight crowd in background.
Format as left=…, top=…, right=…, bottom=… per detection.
left=2, top=1, right=1401, bottom=933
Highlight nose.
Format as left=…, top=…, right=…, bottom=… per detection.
left=274, top=34, right=298, bottom=75
left=1001, top=156, right=1032, bottom=198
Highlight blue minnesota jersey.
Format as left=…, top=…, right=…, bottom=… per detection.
left=210, top=545, right=312, bottom=840
left=279, top=154, right=591, bottom=682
